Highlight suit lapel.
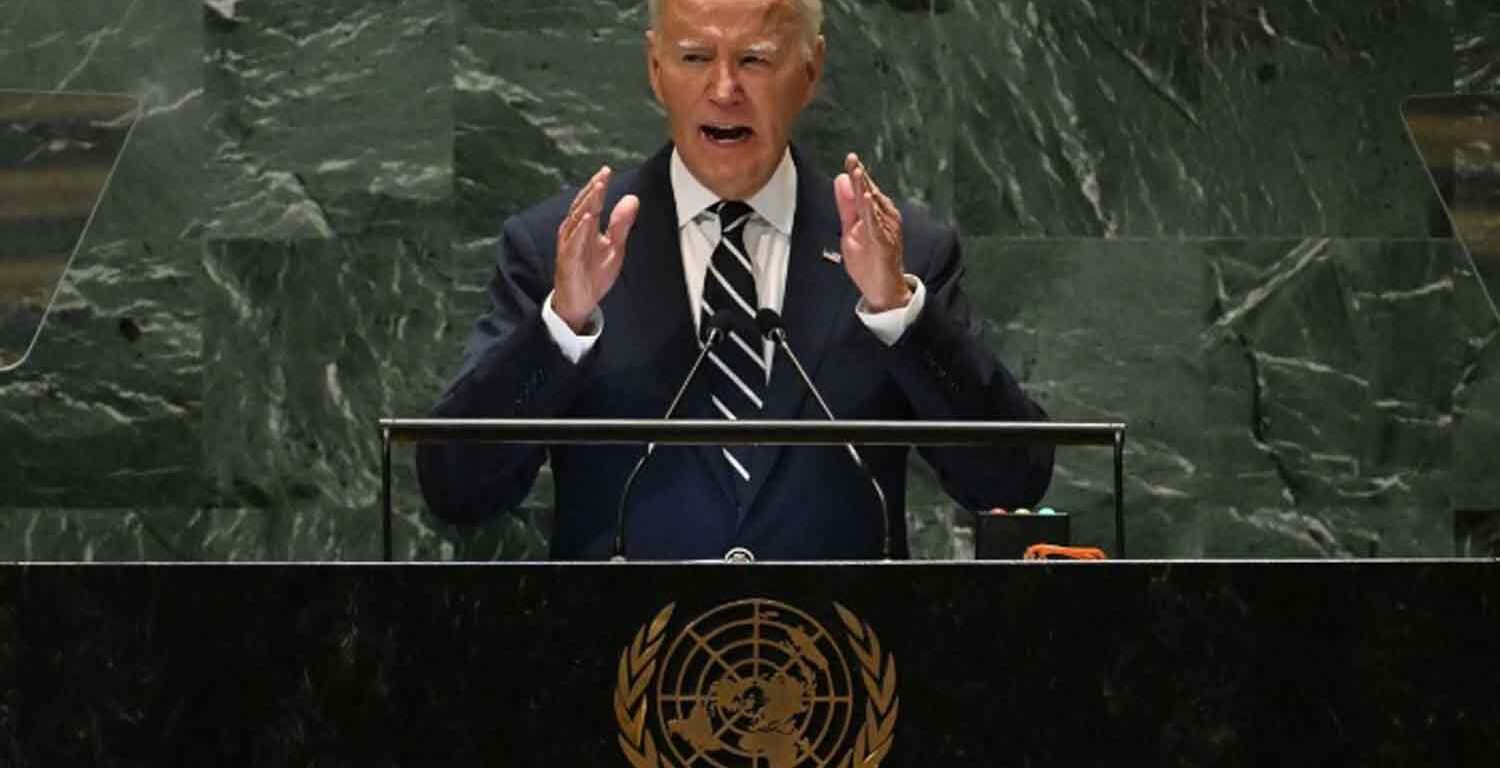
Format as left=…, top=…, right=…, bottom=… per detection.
left=612, top=145, right=740, bottom=507
left=740, top=151, right=856, bottom=516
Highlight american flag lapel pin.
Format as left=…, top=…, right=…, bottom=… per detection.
left=821, top=248, right=842, bottom=264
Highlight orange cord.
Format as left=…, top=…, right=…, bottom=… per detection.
left=1023, top=544, right=1108, bottom=560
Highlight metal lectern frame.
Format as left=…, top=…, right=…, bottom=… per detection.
left=377, top=419, right=1127, bottom=562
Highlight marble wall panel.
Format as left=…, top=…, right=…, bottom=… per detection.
left=1205, top=239, right=1469, bottom=556
left=203, top=0, right=455, bottom=240
left=1456, top=0, right=1500, bottom=92
left=965, top=237, right=1478, bottom=557
left=964, top=237, right=1231, bottom=555
left=0, top=239, right=206, bottom=508
left=1452, top=344, right=1500, bottom=514
left=797, top=0, right=956, bottom=219
left=452, top=0, right=662, bottom=240
left=952, top=0, right=1452, bottom=238
left=1450, top=250, right=1500, bottom=515
left=200, top=237, right=553, bottom=560
left=453, top=0, right=956, bottom=242
left=904, top=461, right=976, bottom=559
left=0, top=0, right=210, bottom=241
left=0, top=508, right=268, bottom=561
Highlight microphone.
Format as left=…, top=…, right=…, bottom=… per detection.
left=610, top=308, right=736, bottom=560
left=755, top=308, right=892, bottom=560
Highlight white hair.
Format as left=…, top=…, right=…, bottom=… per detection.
left=647, top=0, right=824, bottom=51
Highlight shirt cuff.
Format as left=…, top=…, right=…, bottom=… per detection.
left=541, top=290, right=603, bottom=364
left=855, top=275, right=926, bottom=346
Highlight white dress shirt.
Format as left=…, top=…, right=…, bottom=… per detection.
left=541, top=148, right=927, bottom=369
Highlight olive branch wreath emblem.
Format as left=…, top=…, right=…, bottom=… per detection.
left=614, top=602, right=899, bottom=768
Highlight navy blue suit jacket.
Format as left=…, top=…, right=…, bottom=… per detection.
left=417, top=144, right=1052, bottom=560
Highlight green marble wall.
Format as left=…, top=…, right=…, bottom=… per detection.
left=0, top=0, right=1493, bottom=560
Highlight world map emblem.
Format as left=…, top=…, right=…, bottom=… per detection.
left=614, top=599, right=898, bottom=768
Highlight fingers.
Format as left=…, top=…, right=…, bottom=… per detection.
left=834, top=172, right=858, bottom=233
left=844, top=153, right=902, bottom=247
left=607, top=194, right=640, bottom=238
left=561, top=166, right=611, bottom=244
left=839, top=152, right=880, bottom=237
left=602, top=194, right=641, bottom=262
left=847, top=156, right=878, bottom=240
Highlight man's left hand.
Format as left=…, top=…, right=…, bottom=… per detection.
left=834, top=153, right=911, bottom=312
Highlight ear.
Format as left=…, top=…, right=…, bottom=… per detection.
left=801, top=34, right=825, bottom=108
left=646, top=30, right=665, bottom=105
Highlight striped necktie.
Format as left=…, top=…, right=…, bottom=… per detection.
left=700, top=200, right=766, bottom=495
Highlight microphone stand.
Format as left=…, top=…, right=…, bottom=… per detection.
left=610, top=310, right=733, bottom=561
left=756, top=309, right=892, bottom=560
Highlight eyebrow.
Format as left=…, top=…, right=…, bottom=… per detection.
left=672, top=39, right=781, bottom=55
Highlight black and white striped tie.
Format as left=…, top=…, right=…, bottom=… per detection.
left=700, top=200, right=766, bottom=494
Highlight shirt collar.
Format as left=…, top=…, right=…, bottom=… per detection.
left=669, top=146, right=797, bottom=236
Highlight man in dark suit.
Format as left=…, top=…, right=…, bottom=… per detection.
left=418, top=0, right=1052, bottom=560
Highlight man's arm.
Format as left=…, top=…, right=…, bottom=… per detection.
left=418, top=167, right=640, bottom=526
left=416, top=213, right=591, bottom=525
left=834, top=153, right=1052, bottom=511
left=884, top=221, right=1053, bottom=510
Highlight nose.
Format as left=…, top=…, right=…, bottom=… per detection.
left=707, top=59, right=742, bottom=105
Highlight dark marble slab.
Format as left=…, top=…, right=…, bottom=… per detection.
left=952, top=0, right=1452, bottom=237
left=966, top=237, right=1482, bottom=558
left=201, top=237, right=464, bottom=559
left=792, top=0, right=955, bottom=221
left=0, top=508, right=270, bottom=562
left=452, top=0, right=661, bottom=241
left=0, top=239, right=206, bottom=508
left=1452, top=326, right=1500, bottom=512
left=1457, top=0, right=1500, bottom=92
left=199, top=236, right=562, bottom=560
left=203, top=0, right=455, bottom=240
left=6, top=562, right=1499, bottom=765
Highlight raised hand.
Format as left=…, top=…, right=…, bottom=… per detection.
left=553, top=166, right=641, bottom=332
left=834, top=153, right=910, bottom=312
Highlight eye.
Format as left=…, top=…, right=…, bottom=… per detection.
left=740, top=54, right=769, bottom=66
left=682, top=52, right=709, bottom=64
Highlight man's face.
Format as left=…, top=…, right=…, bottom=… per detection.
left=647, top=0, right=824, bottom=201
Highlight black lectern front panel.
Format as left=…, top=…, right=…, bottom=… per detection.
left=5, top=562, right=1497, bottom=766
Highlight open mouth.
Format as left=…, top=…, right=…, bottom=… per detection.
left=701, top=124, right=753, bottom=143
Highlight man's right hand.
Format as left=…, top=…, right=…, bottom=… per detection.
left=553, top=165, right=640, bottom=333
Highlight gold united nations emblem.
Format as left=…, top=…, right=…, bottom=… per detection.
left=614, top=599, right=898, bottom=768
